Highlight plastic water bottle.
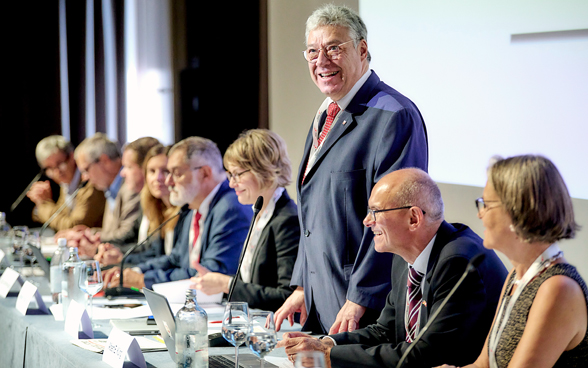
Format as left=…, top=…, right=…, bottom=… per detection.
left=61, top=247, right=86, bottom=319
left=175, top=289, right=208, bottom=368
left=50, top=238, right=69, bottom=303
left=0, top=212, right=11, bottom=269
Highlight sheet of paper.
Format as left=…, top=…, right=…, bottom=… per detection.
left=93, top=304, right=153, bottom=320
left=152, top=279, right=223, bottom=304
left=71, top=336, right=167, bottom=353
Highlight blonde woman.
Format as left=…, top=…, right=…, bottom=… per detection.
left=190, top=129, right=300, bottom=311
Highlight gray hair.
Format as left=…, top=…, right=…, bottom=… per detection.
left=393, top=168, right=444, bottom=222
left=35, top=135, right=74, bottom=166
left=74, top=132, right=121, bottom=163
left=169, top=137, right=224, bottom=176
left=305, top=4, right=371, bottom=62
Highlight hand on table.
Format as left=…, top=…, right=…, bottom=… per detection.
left=189, top=262, right=231, bottom=295
left=328, top=299, right=366, bottom=334
left=274, top=287, right=306, bottom=332
left=94, top=243, right=123, bottom=266
left=277, top=331, right=333, bottom=367
left=103, top=266, right=145, bottom=289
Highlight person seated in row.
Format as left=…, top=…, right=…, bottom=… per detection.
left=56, top=134, right=157, bottom=256
left=103, top=137, right=252, bottom=289
left=190, top=129, right=300, bottom=311
left=437, top=155, right=587, bottom=368
left=278, top=168, right=508, bottom=368
left=95, top=144, right=180, bottom=266
left=27, top=135, right=105, bottom=231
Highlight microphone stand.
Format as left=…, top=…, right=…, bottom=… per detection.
left=105, top=204, right=189, bottom=299
left=39, top=181, right=89, bottom=236
left=10, top=169, right=45, bottom=212
left=395, top=253, right=487, bottom=368
left=227, top=196, right=264, bottom=303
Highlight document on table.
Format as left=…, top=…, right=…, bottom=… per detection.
left=152, top=279, right=223, bottom=304
left=71, top=336, right=167, bottom=353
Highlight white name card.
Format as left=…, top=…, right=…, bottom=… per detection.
left=64, top=299, right=94, bottom=339
left=0, top=267, right=24, bottom=298
left=15, top=281, right=49, bottom=315
left=102, top=327, right=146, bottom=368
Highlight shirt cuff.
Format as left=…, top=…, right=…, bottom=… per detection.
left=132, top=267, right=142, bottom=274
left=320, top=336, right=337, bottom=346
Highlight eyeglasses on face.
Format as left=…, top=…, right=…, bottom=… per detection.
left=44, top=160, right=69, bottom=175
left=79, top=159, right=99, bottom=175
left=475, top=197, right=501, bottom=214
left=366, top=206, right=426, bottom=222
left=168, top=166, right=203, bottom=181
left=303, top=39, right=355, bottom=63
left=226, top=169, right=251, bottom=183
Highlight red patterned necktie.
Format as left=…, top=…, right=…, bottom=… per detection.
left=192, top=211, right=202, bottom=248
left=406, top=266, right=424, bottom=342
left=317, top=102, right=340, bottom=146
left=302, top=102, right=341, bottom=184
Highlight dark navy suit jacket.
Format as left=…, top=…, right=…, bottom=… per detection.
left=329, top=222, right=508, bottom=368
left=291, top=71, right=429, bottom=332
left=138, top=180, right=252, bottom=289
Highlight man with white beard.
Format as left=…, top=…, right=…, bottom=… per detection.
left=103, top=137, right=252, bottom=289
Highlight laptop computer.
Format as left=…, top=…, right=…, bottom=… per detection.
left=143, top=288, right=278, bottom=368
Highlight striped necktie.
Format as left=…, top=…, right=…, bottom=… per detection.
left=405, top=266, right=424, bottom=342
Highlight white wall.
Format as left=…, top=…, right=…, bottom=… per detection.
left=268, top=0, right=588, bottom=277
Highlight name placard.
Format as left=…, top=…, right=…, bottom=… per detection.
left=64, top=299, right=94, bottom=339
left=102, top=328, right=146, bottom=368
left=0, top=267, right=24, bottom=298
left=15, top=281, right=49, bottom=315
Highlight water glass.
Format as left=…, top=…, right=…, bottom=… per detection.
left=294, top=351, right=326, bottom=368
left=247, top=311, right=277, bottom=368
left=78, top=260, right=103, bottom=326
left=221, top=302, right=249, bottom=368
left=11, top=226, right=29, bottom=272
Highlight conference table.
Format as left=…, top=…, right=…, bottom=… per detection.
left=0, top=275, right=294, bottom=368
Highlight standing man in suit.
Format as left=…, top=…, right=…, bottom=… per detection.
left=278, top=169, right=508, bottom=368
left=103, top=137, right=252, bottom=289
left=274, top=4, right=429, bottom=334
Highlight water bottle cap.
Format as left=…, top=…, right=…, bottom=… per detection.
left=58, top=238, right=67, bottom=247
left=186, top=289, right=197, bottom=297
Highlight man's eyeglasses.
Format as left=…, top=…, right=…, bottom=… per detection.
left=79, top=159, right=99, bottom=175
left=367, top=206, right=426, bottom=222
left=226, top=169, right=251, bottom=183
left=44, top=161, right=69, bottom=176
left=303, top=40, right=355, bottom=63
left=475, top=197, right=501, bottom=215
left=168, top=166, right=203, bottom=181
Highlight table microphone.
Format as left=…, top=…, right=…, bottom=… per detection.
left=227, top=196, right=264, bottom=302
left=105, top=204, right=190, bottom=299
left=395, top=253, right=487, bottom=368
left=39, top=180, right=89, bottom=236
left=10, top=169, right=45, bottom=212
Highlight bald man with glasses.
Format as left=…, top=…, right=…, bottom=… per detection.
left=279, top=168, right=507, bottom=368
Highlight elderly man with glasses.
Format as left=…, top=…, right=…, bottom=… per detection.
left=278, top=168, right=508, bottom=368
left=274, top=4, right=429, bottom=335
left=103, top=136, right=252, bottom=290
left=27, top=135, right=105, bottom=231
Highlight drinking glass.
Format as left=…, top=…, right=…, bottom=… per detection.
left=247, top=311, right=277, bottom=368
left=11, top=226, right=29, bottom=273
left=221, top=302, right=249, bottom=368
left=294, top=351, right=326, bottom=368
left=78, top=260, right=103, bottom=326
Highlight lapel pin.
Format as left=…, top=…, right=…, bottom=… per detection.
left=422, top=300, right=427, bottom=307
left=342, top=120, right=347, bottom=125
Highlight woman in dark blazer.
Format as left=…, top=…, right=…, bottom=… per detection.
left=190, top=129, right=299, bottom=311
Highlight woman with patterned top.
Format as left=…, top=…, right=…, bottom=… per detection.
left=438, top=155, right=587, bottom=368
